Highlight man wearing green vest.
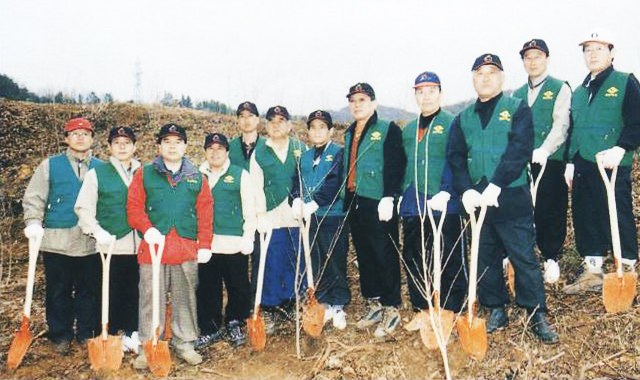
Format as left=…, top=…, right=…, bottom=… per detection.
left=562, top=30, right=640, bottom=294
left=447, top=54, right=558, bottom=344
left=127, top=124, right=213, bottom=368
left=196, top=133, right=256, bottom=348
left=75, top=126, right=142, bottom=353
left=23, top=117, right=103, bottom=355
left=250, top=106, right=307, bottom=333
left=399, top=72, right=467, bottom=325
left=343, top=83, right=406, bottom=338
left=513, top=39, right=572, bottom=284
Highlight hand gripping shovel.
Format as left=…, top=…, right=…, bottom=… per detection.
left=88, top=239, right=123, bottom=371
left=142, top=239, right=172, bottom=377
left=7, top=233, right=42, bottom=370
left=456, top=204, right=488, bottom=360
left=597, top=159, right=637, bottom=313
left=247, top=229, right=272, bottom=351
left=300, top=218, right=326, bottom=338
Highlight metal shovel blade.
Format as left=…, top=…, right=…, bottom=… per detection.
left=87, top=334, right=123, bottom=371
left=143, top=338, right=172, bottom=378
left=247, top=311, right=266, bottom=351
left=420, top=310, right=455, bottom=350
left=456, top=315, right=488, bottom=360
left=603, top=272, right=637, bottom=313
left=302, top=293, right=325, bottom=338
left=7, top=315, right=33, bottom=370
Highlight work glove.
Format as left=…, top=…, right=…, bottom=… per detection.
left=427, top=191, right=450, bottom=212
left=461, top=189, right=482, bottom=215
left=257, top=214, right=271, bottom=234
left=240, top=236, right=254, bottom=255
left=543, top=259, right=560, bottom=284
left=94, top=228, right=116, bottom=253
left=302, top=201, right=319, bottom=221
left=564, top=163, right=574, bottom=190
left=531, top=148, right=550, bottom=165
left=481, top=183, right=501, bottom=208
left=597, top=146, right=625, bottom=169
left=24, top=224, right=44, bottom=240
left=144, top=227, right=164, bottom=246
left=197, top=249, right=212, bottom=263
left=377, top=197, right=394, bottom=222
left=291, top=198, right=303, bottom=220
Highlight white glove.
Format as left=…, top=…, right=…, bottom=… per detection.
left=197, top=249, right=212, bottom=263
left=543, top=259, right=560, bottom=284
left=94, top=228, right=116, bottom=252
left=240, top=236, right=254, bottom=255
left=462, top=189, right=482, bottom=215
left=291, top=198, right=303, bottom=220
left=377, top=197, right=394, bottom=222
left=24, top=224, right=44, bottom=240
left=481, top=183, right=501, bottom=208
left=597, top=146, right=625, bottom=169
left=531, top=148, right=550, bottom=165
left=303, top=201, right=319, bottom=221
left=257, top=214, right=271, bottom=234
left=564, top=163, right=574, bottom=190
left=144, top=227, right=164, bottom=246
left=427, top=191, right=451, bottom=212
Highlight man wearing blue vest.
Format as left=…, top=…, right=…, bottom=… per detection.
left=399, top=72, right=467, bottom=325
left=447, top=54, right=558, bottom=344
left=343, top=83, right=406, bottom=338
left=563, top=30, right=640, bottom=294
left=196, top=133, right=256, bottom=348
left=75, top=126, right=142, bottom=353
left=290, top=110, right=350, bottom=329
left=23, top=117, right=103, bottom=355
left=250, top=106, right=307, bottom=333
left=513, top=39, right=572, bottom=284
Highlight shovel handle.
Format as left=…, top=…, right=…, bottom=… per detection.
left=148, top=238, right=166, bottom=345
left=467, top=204, right=487, bottom=324
left=301, top=218, right=315, bottom=291
left=99, top=238, right=116, bottom=340
left=253, top=229, right=272, bottom=315
left=530, top=160, right=547, bottom=207
left=24, top=234, right=43, bottom=318
left=427, top=201, right=448, bottom=298
left=596, top=159, right=622, bottom=278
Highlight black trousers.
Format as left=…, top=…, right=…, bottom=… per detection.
left=107, top=255, right=139, bottom=335
left=531, top=159, right=568, bottom=261
left=572, top=155, right=638, bottom=260
left=309, top=215, right=351, bottom=306
left=197, top=253, right=251, bottom=335
left=402, top=214, right=467, bottom=313
left=42, top=251, right=101, bottom=343
left=348, top=195, right=401, bottom=307
left=477, top=214, right=547, bottom=311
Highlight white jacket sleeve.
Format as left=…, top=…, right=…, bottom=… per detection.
left=540, top=82, right=571, bottom=155
left=240, top=169, right=257, bottom=240
left=74, top=169, right=102, bottom=236
left=250, top=154, right=267, bottom=216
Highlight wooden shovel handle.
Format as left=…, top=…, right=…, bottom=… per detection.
left=24, top=234, right=42, bottom=318
left=148, top=238, right=165, bottom=345
left=427, top=201, right=448, bottom=298
left=530, top=160, right=547, bottom=207
left=467, top=204, right=487, bottom=325
left=99, top=239, right=116, bottom=340
left=253, top=229, right=272, bottom=315
left=596, top=159, right=622, bottom=278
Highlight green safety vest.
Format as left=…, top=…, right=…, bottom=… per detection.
left=95, top=163, right=132, bottom=239
left=298, top=143, right=345, bottom=218
left=211, top=164, right=244, bottom=236
left=343, top=119, right=389, bottom=200
left=228, top=136, right=265, bottom=171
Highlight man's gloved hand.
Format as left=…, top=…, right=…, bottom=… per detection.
left=481, top=183, right=501, bottom=208
left=94, top=228, right=116, bottom=252
left=597, top=146, right=625, bottom=169
left=462, top=189, right=482, bottom=215
left=24, top=224, right=44, bottom=240
left=241, top=236, right=254, bottom=255
left=564, top=163, right=574, bottom=190
left=144, top=227, right=164, bottom=246
left=543, top=259, right=560, bottom=284
left=257, top=214, right=271, bottom=234
left=291, top=198, right=303, bottom=220
left=197, top=249, right=212, bottom=263
left=427, top=191, right=451, bottom=212
left=532, top=148, right=550, bottom=165
left=303, top=201, right=319, bottom=221
left=377, top=197, right=394, bottom=222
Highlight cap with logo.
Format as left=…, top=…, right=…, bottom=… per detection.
left=266, top=105, right=290, bottom=121
left=346, top=82, right=376, bottom=100
left=519, top=39, right=549, bottom=58
left=64, top=117, right=94, bottom=133
left=236, top=101, right=259, bottom=117
left=306, top=110, right=333, bottom=129
left=204, top=132, right=230, bottom=150
left=472, top=53, right=504, bottom=72
left=156, top=123, right=187, bottom=144
left=108, top=126, right=136, bottom=143
left=413, top=71, right=441, bottom=88
left=579, top=29, right=615, bottom=48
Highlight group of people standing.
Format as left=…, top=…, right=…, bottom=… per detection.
left=21, top=30, right=639, bottom=371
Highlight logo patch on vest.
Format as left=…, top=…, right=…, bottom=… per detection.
left=542, top=90, right=554, bottom=100
left=432, top=125, right=444, bottom=134
left=186, top=178, right=198, bottom=184
left=294, top=149, right=302, bottom=158
left=605, top=87, right=618, bottom=97
left=325, top=155, right=334, bottom=162
left=223, top=175, right=234, bottom=183
left=499, top=110, right=511, bottom=121
left=371, top=131, right=382, bottom=141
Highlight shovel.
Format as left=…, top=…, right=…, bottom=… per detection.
left=300, top=218, right=326, bottom=338
left=597, top=159, right=637, bottom=313
left=7, top=233, right=42, bottom=370
left=142, top=239, right=172, bottom=377
left=456, top=204, right=488, bottom=360
left=88, top=239, right=123, bottom=371
left=247, top=229, right=272, bottom=351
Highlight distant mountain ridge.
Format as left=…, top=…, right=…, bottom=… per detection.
left=327, top=105, right=418, bottom=124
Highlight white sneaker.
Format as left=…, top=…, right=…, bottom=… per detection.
left=332, top=307, right=347, bottom=330
left=543, top=259, right=560, bottom=284
left=122, top=331, right=140, bottom=354
left=323, top=304, right=335, bottom=324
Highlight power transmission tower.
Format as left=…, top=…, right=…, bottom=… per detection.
left=134, top=59, right=142, bottom=103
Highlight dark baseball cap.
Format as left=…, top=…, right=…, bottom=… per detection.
left=519, top=39, right=549, bottom=58
left=108, top=126, right=136, bottom=143
left=236, top=101, right=259, bottom=117
left=156, top=123, right=187, bottom=144
left=204, top=133, right=229, bottom=150
left=307, top=110, right=333, bottom=129
left=346, top=82, right=375, bottom=100
left=472, top=53, right=504, bottom=72
left=266, top=105, right=290, bottom=121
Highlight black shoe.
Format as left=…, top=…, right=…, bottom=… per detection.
left=486, top=307, right=508, bottom=333
left=226, top=320, right=246, bottom=347
left=52, top=339, right=72, bottom=355
left=529, top=311, right=559, bottom=344
left=195, top=330, right=224, bottom=349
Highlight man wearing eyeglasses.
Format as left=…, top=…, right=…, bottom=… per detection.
left=563, top=30, right=640, bottom=294
left=22, top=117, right=104, bottom=355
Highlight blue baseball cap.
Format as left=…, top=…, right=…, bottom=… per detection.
left=413, top=71, right=441, bottom=88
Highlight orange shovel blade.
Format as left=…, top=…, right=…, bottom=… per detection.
left=420, top=310, right=455, bottom=350
left=404, top=310, right=428, bottom=331
left=302, top=296, right=325, bottom=338
left=456, top=315, right=488, bottom=360
left=143, top=339, right=172, bottom=377
left=7, top=315, right=33, bottom=369
left=603, top=272, right=637, bottom=313
left=507, top=262, right=516, bottom=297
left=247, top=313, right=266, bottom=351
left=88, top=335, right=123, bottom=371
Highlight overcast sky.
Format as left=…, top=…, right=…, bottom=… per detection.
left=1, top=0, right=639, bottom=116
